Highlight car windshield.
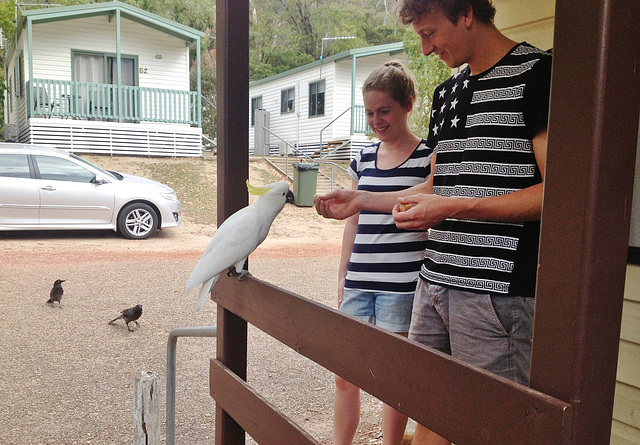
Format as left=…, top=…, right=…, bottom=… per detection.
left=70, top=154, right=119, bottom=181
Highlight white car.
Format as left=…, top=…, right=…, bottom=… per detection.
left=0, top=143, right=181, bottom=239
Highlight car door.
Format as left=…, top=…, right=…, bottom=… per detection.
left=0, top=153, right=40, bottom=225
left=33, top=154, right=116, bottom=226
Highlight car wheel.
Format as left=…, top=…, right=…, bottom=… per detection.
left=118, top=203, right=159, bottom=240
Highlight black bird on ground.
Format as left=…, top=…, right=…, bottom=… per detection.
left=108, top=304, right=143, bottom=332
left=47, top=279, right=65, bottom=307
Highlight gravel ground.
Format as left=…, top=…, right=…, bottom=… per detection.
left=0, top=155, right=408, bottom=444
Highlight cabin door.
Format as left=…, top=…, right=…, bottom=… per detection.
left=73, top=53, right=137, bottom=120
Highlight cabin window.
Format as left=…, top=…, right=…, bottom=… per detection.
left=72, top=51, right=138, bottom=118
left=14, top=54, right=24, bottom=97
left=7, top=76, right=12, bottom=112
left=309, top=80, right=325, bottom=117
left=280, top=87, right=295, bottom=114
left=251, top=96, right=263, bottom=126
left=73, top=52, right=137, bottom=86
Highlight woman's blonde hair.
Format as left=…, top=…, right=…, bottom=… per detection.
left=362, top=61, right=419, bottom=110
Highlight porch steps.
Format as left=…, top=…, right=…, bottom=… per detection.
left=263, top=156, right=345, bottom=195
left=309, top=139, right=351, bottom=160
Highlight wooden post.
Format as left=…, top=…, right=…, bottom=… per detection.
left=532, top=0, right=640, bottom=443
left=134, top=370, right=161, bottom=445
left=215, top=1, right=250, bottom=444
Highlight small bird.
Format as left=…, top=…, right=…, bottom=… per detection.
left=186, top=180, right=294, bottom=311
left=47, top=279, right=65, bottom=307
left=108, top=304, right=143, bottom=332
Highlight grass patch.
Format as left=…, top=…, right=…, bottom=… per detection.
left=141, top=161, right=217, bottom=225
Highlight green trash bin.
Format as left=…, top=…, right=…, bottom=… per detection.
left=292, top=162, right=320, bottom=207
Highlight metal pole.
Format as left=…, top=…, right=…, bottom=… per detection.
left=166, top=326, right=217, bottom=445
left=318, top=36, right=355, bottom=79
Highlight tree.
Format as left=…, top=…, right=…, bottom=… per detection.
left=249, top=0, right=403, bottom=81
left=403, top=29, right=451, bottom=139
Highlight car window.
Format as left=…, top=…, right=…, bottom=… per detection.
left=70, top=154, right=119, bottom=181
left=0, top=153, right=31, bottom=178
left=34, top=155, right=97, bottom=183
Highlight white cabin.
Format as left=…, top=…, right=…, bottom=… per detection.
left=3, top=1, right=205, bottom=157
left=248, top=42, right=406, bottom=159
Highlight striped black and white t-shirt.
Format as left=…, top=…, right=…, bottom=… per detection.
left=421, top=43, right=552, bottom=297
left=345, top=140, right=432, bottom=294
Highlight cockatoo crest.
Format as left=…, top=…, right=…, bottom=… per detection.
left=247, top=180, right=272, bottom=196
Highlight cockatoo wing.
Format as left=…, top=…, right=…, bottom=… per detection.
left=185, top=207, right=264, bottom=296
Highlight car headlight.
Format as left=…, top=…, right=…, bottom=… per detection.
left=161, top=192, right=178, bottom=201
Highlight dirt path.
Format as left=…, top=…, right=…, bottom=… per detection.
left=0, top=155, right=399, bottom=444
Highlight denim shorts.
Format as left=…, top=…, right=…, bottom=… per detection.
left=408, top=279, right=535, bottom=385
left=340, top=288, right=414, bottom=333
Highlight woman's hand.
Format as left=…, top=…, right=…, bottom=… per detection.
left=314, top=189, right=361, bottom=220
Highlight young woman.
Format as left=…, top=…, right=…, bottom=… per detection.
left=334, top=61, right=432, bottom=445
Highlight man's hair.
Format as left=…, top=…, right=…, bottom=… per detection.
left=398, top=0, right=496, bottom=26
left=362, top=61, right=419, bottom=110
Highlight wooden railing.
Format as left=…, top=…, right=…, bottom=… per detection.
left=29, top=79, right=200, bottom=125
left=210, top=274, right=573, bottom=444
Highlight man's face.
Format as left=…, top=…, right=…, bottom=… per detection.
left=412, top=8, right=469, bottom=69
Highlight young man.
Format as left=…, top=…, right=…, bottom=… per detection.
left=315, top=1, right=552, bottom=443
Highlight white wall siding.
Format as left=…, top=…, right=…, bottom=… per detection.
left=250, top=62, right=338, bottom=153
left=30, top=17, right=189, bottom=90
left=249, top=49, right=407, bottom=155
left=612, top=264, right=640, bottom=444
left=328, top=53, right=408, bottom=142
left=28, top=118, right=202, bottom=157
left=4, top=6, right=202, bottom=157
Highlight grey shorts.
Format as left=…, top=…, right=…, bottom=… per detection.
left=408, top=279, right=535, bottom=385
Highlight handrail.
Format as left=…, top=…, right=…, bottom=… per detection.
left=262, top=127, right=348, bottom=191
left=319, top=106, right=351, bottom=151
left=166, top=326, right=218, bottom=445
left=320, top=139, right=352, bottom=159
left=201, top=94, right=217, bottom=110
left=202, top=134, right=216, bottom=152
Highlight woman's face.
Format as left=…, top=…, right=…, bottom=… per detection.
left=363, top=89, right=411, bottom=142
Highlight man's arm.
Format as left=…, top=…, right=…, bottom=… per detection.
left=393, top=127, right=547, bottom=230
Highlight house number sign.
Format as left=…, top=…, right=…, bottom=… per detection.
left=139, top=68, right=148, bottom=74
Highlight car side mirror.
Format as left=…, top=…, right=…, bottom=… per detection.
left=92, top=174, right=109, bottom=185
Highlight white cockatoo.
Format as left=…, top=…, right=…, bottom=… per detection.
left=186, top=180, right=294, bottom=310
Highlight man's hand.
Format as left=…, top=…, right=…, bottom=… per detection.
left=314, top=189, right=362, bottom=220
left=392, top=193, right=457, bottom=231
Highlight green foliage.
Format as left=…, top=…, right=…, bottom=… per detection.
left=249, top=0, right=403, bottom=81
left=403, top=30, right=452, bottom=139
left=193, top=50, right=217, bottom=142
